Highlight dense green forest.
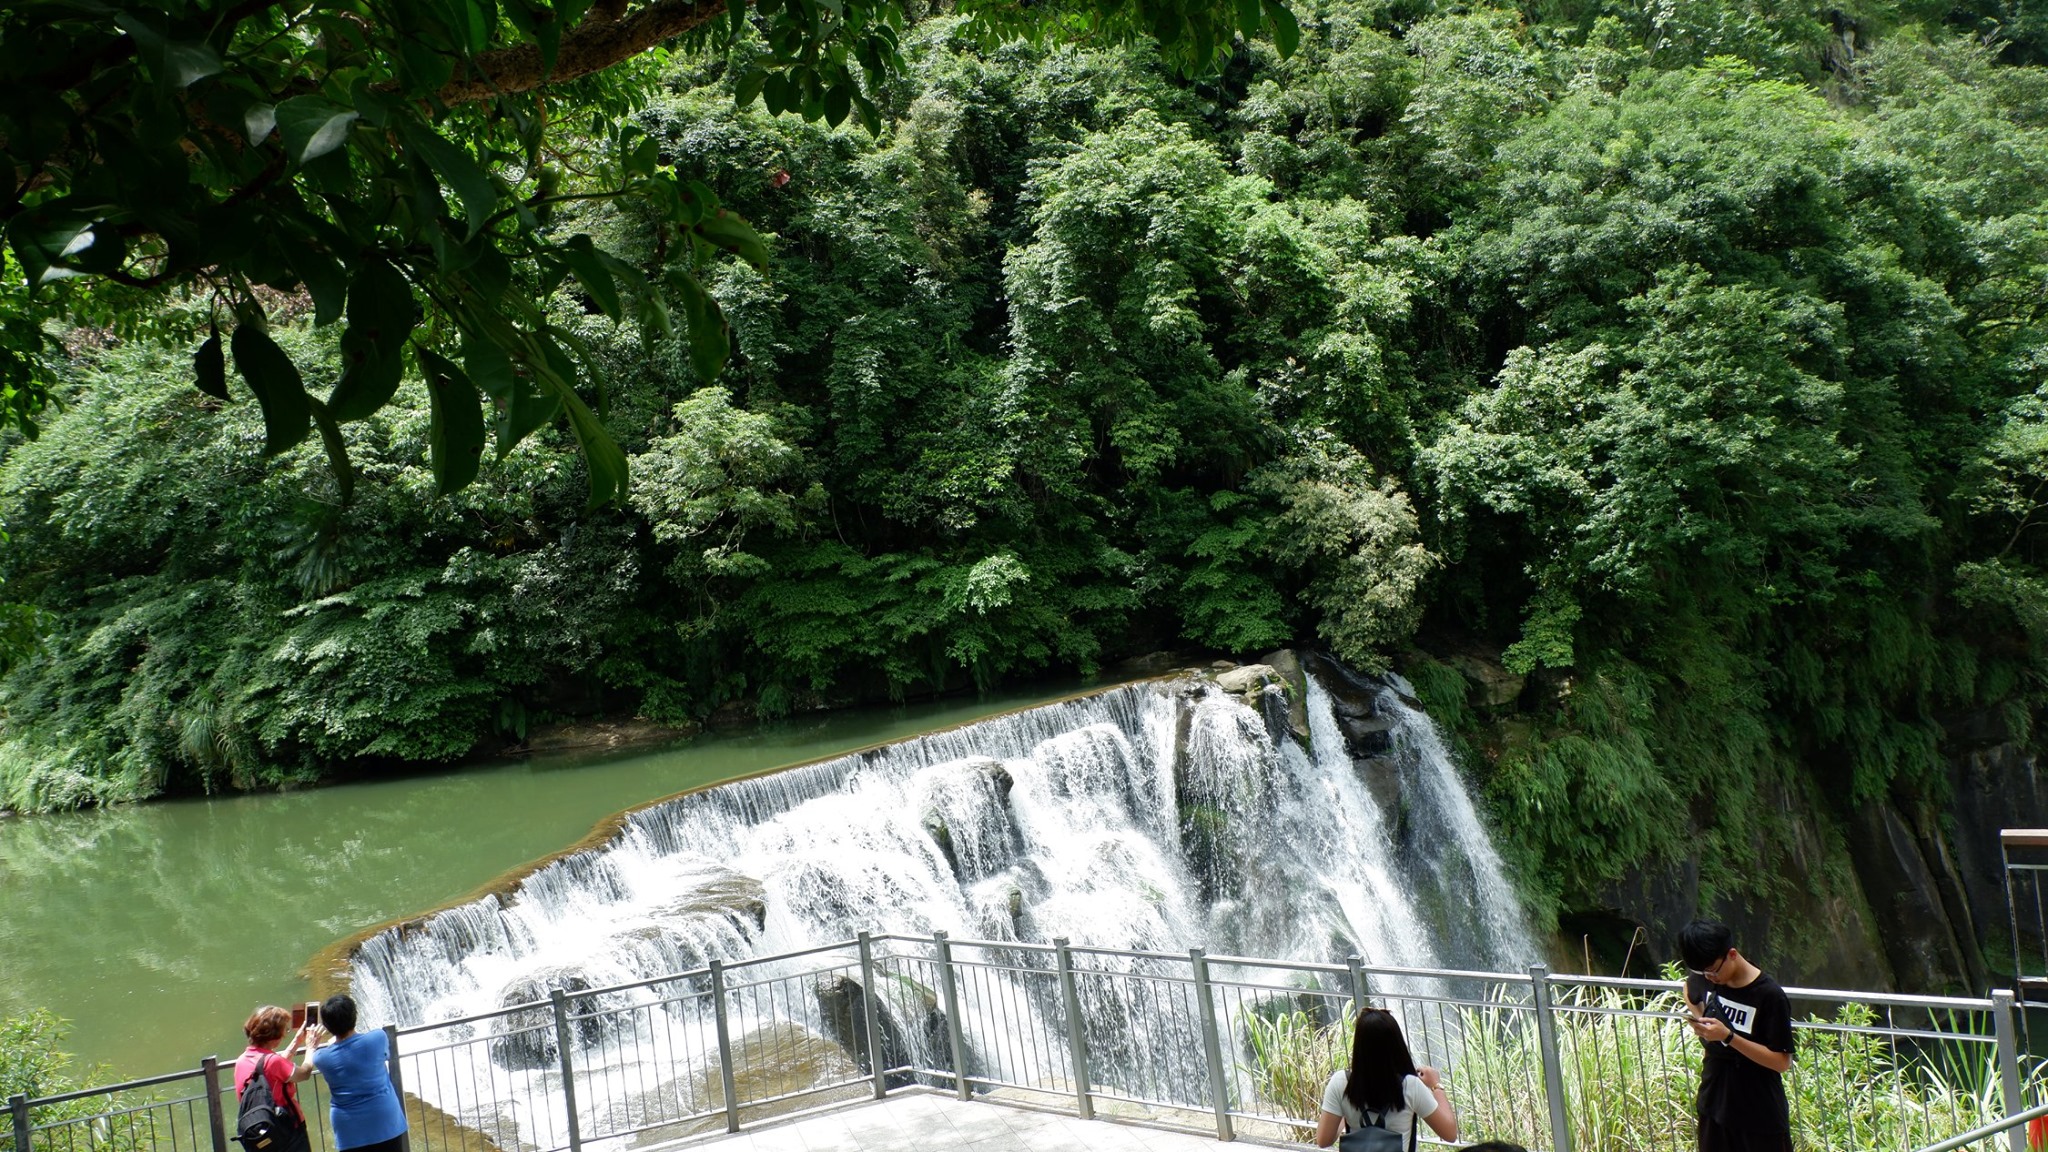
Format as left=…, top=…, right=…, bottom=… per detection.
left=5, top=0, right=2047, bottom=928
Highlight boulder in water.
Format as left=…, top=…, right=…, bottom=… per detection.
left=1214, top=663, right=1280, bottom=694
left=488, top=967, right=626, bottom=1069
left=814, top=972, right=949, bottom=1088
left=1353, top=754, right=1402, bottom=822
left=612, top=1022, right=864, bottom=1145
left=650, top=868, right=768, bottom=932
left=922, top=810, right=960, bottom=879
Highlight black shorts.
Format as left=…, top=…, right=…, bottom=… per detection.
left=338, top=1137, right=405, bottom=1152
left=1699, top=1118, right=1793, bottom=1152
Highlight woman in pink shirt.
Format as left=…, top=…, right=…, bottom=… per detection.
left=234, top=1006, right=316, bottom=1152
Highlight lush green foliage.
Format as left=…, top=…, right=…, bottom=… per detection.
left=1, top=0, right=1300, bottom=510
left=5, top=0, right=2048, bottom=949
left=0, top=1010, right=131, bottom=1152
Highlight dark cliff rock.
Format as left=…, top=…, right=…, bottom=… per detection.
left=1946, top=730, right=2048, bottom=981
left=1413, top=636, right=2045, bottom=995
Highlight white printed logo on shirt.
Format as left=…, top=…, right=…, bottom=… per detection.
left=1717, top=996, right=1757, bottom=1036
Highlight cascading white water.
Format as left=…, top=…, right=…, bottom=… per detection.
left=348, top=667, right=1535, bottom=1144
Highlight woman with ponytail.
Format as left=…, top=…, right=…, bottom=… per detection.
left=1314, top=1007, right=1459, bottom=1149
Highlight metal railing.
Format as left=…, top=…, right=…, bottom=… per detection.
left=2005, top=829, right=2048, bottom=1011
left=8, top=933, right=2043, bottom=1152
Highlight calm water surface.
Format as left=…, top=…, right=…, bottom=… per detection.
left=0, top=685, right=1105, bottom=1080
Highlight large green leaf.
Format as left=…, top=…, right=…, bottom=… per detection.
left=695, top=211, right=771, bottom=271
left=1263, top=0, right=1299, bottom=56
left=329, top=260, right=417, bottom=421
left=417, top=349, right=485, bottom=495
left=275, top=96, right=359, bottom=165
left=399, top=121, right=499, bottom=239
left=307, top=397, right=356, bottom=504
left=559, top=235, right=623, bottom=320
left=230, top=324, right=312, bottom=455
left=7, top=203, right=121, bottom=286
left=669, top=267, right=729, bottom=383
left=193, top=330, right=228, bottom=401
left=112, top=11, right=222, bottom=88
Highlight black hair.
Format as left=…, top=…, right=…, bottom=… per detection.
left=1342, top=1008, right=1418, bottom=1115
left=320, top=994, right=359, bottom=1037
left=1461, top=1143, right=1532, bottom=1152
left=1678, top=919, right=1736, bottom=972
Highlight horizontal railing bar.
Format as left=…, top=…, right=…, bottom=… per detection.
left=723, top=969, right=857, bottom=995
left=398, top=1010, right=558, bottom=1036
left=1541, top=971, right=2001, bottom=1011
left=22, top=1068, right=208, bottom=1106
left=940, top=938, right=1059, bottom=957
left=1216, top=954, right=1538, bottom=984
left=718, top=1071, right=914, bottom=1116
left=29, top=1097, right=207, bottom=1131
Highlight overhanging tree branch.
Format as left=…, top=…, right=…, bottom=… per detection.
left=438, top=0, right=727, bottom=106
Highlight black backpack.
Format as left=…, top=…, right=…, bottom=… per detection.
left=235, top=1055, right=295, bottom=1152
left=1337, top=1105, right=1419, bottom=1152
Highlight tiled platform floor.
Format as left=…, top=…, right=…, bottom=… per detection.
left=669, top=1090, right=1269, bottom=1152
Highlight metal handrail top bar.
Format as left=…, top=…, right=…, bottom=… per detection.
left=21, top=1067, right=207, bottom=1106
left=1201, top=955, right=1350, bottom=978
left=34, top=1097, right=206, bottom=1127
left=1544, top=969, right=2003, bottom=1011
left=1777, top=985, right=1999, bottom=1010
left=397, top=1003, right=574, bottom=1035
left=724, top=967, right=857, bottom=995
left=1910, top=1100, right=2048, bottom=1152
left=1216, top=954, right=1536, bottom=984
left=408, top=940, right=874, bottom=1013
left=905, top=936, right=1059, bottom=957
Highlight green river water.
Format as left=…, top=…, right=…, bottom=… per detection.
left=0, top=685, right=1098, bottom=1083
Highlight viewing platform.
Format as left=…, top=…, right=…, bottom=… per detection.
left=672, top=1091, right=1248, bottom=1152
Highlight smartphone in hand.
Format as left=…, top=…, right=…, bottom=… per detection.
left=290, top=1004, right=307, bottom=1030
left=305, top=1001, right=322, bottom=1029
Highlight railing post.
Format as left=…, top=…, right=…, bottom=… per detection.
left=381, top=1026, right=409, bottom=1152
left=1528, top=964, right=1574, bottom=1152
left=1994, top=989, right=2025, bottom=1152
left=857, top=932, right=888, bottom=1099
left=10, top=1093, right=29, bottom=1152
left=1190, top=949, right=1235, bottom=1142
left=202, top=1057, right=230, bottom=1152
left=708, top=961, right=740, bottom=1134
left=1347, top=954, right=1369, bottom=1017
left=933, top=931, right=972, bottom=1101
left=549, top=990, right=583, bottom=1152
left=1053, top=937, right=1095, bottom=1121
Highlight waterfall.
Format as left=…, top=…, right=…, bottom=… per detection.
left=347, top=665, right=1535, bottom=1143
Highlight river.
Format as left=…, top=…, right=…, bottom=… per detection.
left=0, top=685, right=1113, bottom=1081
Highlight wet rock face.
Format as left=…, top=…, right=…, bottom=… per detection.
left=1949, top=739, right=2048, bottom=972
left=489, top=968, right=626, bottom=1069
left=650, top=869, right=768, bottom=933
left=1846, top=802, right=1978, bottom=993
left=1446, top=652, right=1525, bottom=712
left=814, top=973, right=949, bottom=1088
left=1297, top=651, right=1404, bottom=821
left=1215, top=664, right=1280, bottom=695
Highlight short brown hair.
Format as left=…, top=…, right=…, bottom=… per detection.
left=243, top=1006, right=291, bottom=1046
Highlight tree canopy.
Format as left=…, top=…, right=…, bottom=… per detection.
left=1, top=0, right=1300, bottom=504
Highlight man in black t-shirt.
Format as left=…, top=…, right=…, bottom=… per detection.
left=1679, top=919, right=1797, bottom=1152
